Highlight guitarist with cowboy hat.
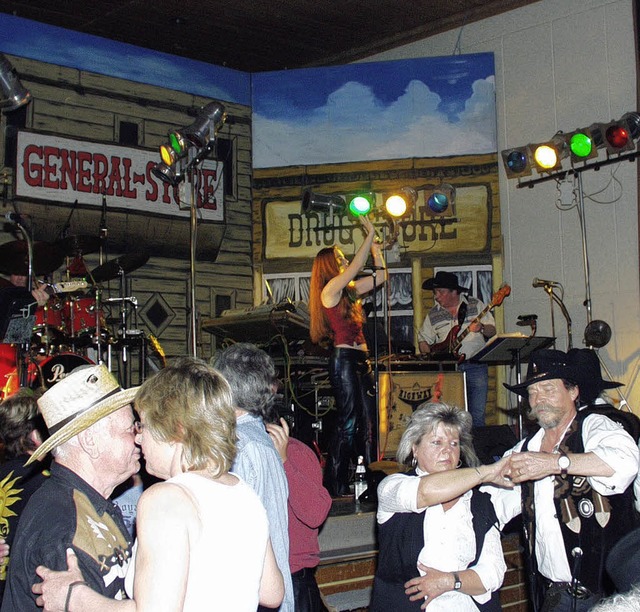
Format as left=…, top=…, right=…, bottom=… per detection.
left=418, top=271, right=497, bottom=428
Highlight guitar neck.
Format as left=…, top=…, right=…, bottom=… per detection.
left=452, top=302, right=494, bottom=352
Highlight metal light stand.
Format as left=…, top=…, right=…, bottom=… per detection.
left=518, top=152, right=640, bottom=326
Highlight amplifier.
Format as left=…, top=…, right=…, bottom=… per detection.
left=378, top=371, right=466, bottom=458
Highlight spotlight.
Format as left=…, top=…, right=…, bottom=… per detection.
left=152, top=101, right=226, bottom=187
left=384, top=187, right=416, bottom=218
left=425, top=184, right=454, bottom=214
left=151, top=161, right=182, bottom=186
left=0, top=53, right=31, bottom=112
left=301, top=189, right=346, bottom=215
left=347, top=192, right=375, bottom=217
left=501, top=146, right=533, bottom=178
left=174, top=101, right=227, bottom=149
left=565, top=128, right=598, bottom=163
left=531, top=135, right=568, bottom=172
left=591, top=112, right=640, bottom=155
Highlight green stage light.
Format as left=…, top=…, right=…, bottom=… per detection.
left=347, top=193, right=375, bottom=217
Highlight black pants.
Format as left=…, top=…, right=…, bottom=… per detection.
left=324, top=347, right=377, bottom=496
left=292, top=567, right=328, bottom=612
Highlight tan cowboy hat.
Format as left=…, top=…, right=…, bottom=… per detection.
left=27, top=364, right=138, bottom=465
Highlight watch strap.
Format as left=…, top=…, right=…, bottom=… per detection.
left=453, top=571, right=462, bottom=590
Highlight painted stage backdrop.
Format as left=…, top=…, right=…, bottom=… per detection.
left=252, top=54, right=499, bottom=262
left=251, top=54, right=497, bottom=168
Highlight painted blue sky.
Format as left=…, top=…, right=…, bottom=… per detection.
left=252, top=54, right=497, bottom=168
left=0, top=14, right=250, bottom=105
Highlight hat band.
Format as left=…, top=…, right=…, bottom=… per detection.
left=47, top=386, right=125, bottom=435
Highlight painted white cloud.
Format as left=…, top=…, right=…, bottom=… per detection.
left=254, top=76, right=496, bottom=168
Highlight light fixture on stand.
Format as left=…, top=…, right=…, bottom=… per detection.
left=0, top=54, right=31, bottom=112
left=152, top=101, right=227, bottom=356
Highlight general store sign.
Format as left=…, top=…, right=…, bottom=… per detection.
left=15, top=131, right=224, bottom=221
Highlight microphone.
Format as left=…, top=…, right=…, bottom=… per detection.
left=532, top=277, right=559, bottom=288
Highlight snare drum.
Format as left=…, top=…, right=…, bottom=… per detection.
left=64, top=297, right=109, bottom=345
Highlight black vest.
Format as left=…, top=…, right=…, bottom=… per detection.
left=371, top=473, right=502, bottom=612
left=521, top=407, right=640, bottom=600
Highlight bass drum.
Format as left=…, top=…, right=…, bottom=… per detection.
left=36, top=353, right=94, bottom=391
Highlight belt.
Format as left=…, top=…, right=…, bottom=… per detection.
left=546, top=581, right=594, bottom=600
left=291, top=567, right=318, bottom=579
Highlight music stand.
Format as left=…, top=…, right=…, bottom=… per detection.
left=0, top=287, right=37, bottom=344
left=471, top=334, right=554, bottom=439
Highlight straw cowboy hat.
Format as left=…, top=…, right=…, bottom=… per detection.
left=27, top=364, right=138, bottom=465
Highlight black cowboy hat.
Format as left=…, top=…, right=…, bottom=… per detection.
left=503, top=348, right=622, bottom=401
left=566, top=348, right=622, bottom=404
left=422, top=271, right=469, bottom=292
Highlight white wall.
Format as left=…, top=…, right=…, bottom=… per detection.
left=366, top=0, right=640, bottom=412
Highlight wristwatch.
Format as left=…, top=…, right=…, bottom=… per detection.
left=558, top=451, right=571, bottom=477
left=453, top=572, right=462, bottom=591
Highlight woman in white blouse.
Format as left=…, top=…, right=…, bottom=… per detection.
left=370, top=403, right=512, bottom=611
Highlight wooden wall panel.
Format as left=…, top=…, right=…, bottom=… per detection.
left=1, top=55, right=254, bottom=363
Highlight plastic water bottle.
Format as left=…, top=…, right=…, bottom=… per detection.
left=354, top=455, right=367, bottom=503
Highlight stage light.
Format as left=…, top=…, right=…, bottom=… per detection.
left=301, top=189, right=346, bottom=215
left=151, top=160, right=182, bottom=186
left=152, top=101, right=226, bottom=187
left=175, top=101, right=227, bottom=149
left=427, top=184, right=455, bottom=214
left=347, top=192, right=375, bottom=217
left=591, top=112, right=640, bottom=155
left=384, top=187, right=416, bottom=218
left=561, top=128, right=597, bottom=164
left=531, top=135, right=567, bottom=172
left=0, top=54, right=31, bottom=112
left=501, top=146, right=533, bottom=178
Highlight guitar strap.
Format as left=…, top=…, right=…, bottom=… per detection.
left=457, top=300, right=467, bottom=327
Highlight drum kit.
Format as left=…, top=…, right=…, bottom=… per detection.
left=0, top=235, right=161, bottom=401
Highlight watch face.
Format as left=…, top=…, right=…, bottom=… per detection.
left=559, top=455, right=570, bottom=469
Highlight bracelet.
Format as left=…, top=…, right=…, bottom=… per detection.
left=65, top=580, right=89, bottom=612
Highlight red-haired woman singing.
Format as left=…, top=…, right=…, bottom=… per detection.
left=309, top=217, right=387, bottom=497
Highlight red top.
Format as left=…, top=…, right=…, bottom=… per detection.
left=323, top=303, right=366, bottom=346
left=284, top=438, right=333, bottom=572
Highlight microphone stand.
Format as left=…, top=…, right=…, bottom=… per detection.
left=543, top=284, right=572, bottom=349
left=13, top=216, right=35, bottom=388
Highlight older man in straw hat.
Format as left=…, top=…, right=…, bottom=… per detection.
left=2, top=364, right=139, bottom=611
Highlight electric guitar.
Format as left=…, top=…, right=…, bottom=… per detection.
left=429, top=283, right=511, bottom=361
left=40, top=280, right=89, bottom=295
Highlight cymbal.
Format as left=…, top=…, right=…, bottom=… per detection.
left=0, top=240, right=65, bottom=276
left=90, top=253, right=149, bottom=283
left=55, top=234, right=101, bottom=256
